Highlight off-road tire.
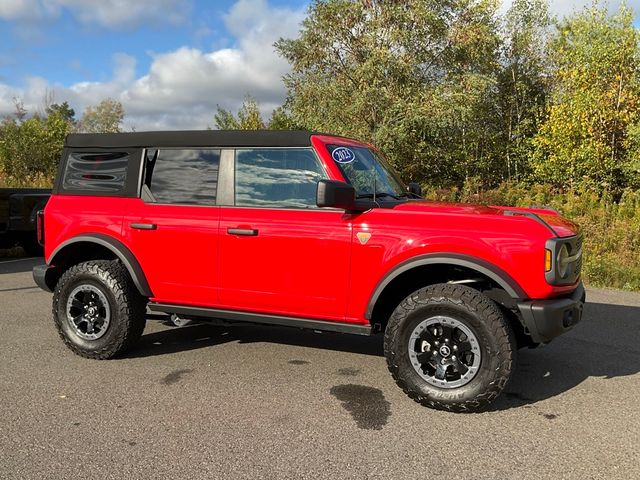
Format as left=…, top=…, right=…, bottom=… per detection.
left=52, top=260, right=147, bottom=359
left=384, top=283, right=515, bottom=412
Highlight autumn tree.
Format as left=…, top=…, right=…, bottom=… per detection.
left=78, top=98, right=125, bottom=133
left=532, top=5, right=640, bottom=192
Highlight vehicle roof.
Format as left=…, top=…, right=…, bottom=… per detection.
left=65, top=130, right=319, bottom=149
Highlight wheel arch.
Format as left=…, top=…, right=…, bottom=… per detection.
left=47, top=234, right=152, bottom=297
left=366, top=254, right=527, bottom=330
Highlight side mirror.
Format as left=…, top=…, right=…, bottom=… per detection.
left=408, top=182, right=422, bottom=198
left=316, top=180, right=373, bottom=212
left=317, top=180, right=356, bottom=209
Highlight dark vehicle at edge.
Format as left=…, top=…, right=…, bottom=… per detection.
left=0, top=188, right=50, bottom=256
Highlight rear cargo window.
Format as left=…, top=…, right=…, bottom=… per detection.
left=62, top=151, right=129, bottom=193
left=145, top=149, right=220, bottom=206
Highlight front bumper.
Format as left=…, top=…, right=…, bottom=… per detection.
left=517, top=282, right=585, bottom=344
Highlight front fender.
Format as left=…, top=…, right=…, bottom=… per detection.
left=364, top=253, right=527, bottom=319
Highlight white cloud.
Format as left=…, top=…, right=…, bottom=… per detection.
left=501, top=0, right=640, bottom=17
left=0, top=0, right=305, bottom=130
left=0, top=0, right=189, bottom=28
left=0, top=0, right=50, bottom=21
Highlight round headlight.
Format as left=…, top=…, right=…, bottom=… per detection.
left=557, top=244, right=570, bottom=278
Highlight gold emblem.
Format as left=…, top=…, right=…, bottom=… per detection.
left=356, top=232, right=371, bottom=245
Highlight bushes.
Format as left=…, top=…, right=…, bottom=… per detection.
left=424, top=181, right=640, bottom=291
left=0, top=112, right=69, bottom=187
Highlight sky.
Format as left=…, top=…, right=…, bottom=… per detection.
left=0, top=0, right=638, bottom=131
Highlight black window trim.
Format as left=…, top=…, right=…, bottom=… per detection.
left=230, top=146, right=330, bottom=211
left=53, top=147, right=144, bottom=198
left=139, top=146, right=223, bottom=208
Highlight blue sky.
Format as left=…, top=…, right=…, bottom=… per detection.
left=0, top=1, right=305, bottom=86
left=0, top=0, right=638, bottom=130
left=0, top=0, right=308, bottom=129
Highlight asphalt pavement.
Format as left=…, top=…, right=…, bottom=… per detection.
left=1, top=256, right=639, bottom=479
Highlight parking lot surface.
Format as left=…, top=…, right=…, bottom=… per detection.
left=1, top=256, right=639, bottom=479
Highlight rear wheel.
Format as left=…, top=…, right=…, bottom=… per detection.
left=384, top=283, right=515, bottom=412
left=52, top=260, right=146, bottom=359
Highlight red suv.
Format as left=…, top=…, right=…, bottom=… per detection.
left=33, top=130, right=585, bottom=412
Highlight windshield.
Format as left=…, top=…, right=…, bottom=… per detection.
left=327, top=145, right=407, bottom=199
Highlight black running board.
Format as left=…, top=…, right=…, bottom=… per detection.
left=148, top=303, right=372, bottom=336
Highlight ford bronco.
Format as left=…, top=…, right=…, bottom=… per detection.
left=33, top=130, right=585, bottom=412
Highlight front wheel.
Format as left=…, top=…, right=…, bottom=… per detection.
left=384, top=283, right=515, bottom=412
left=52, top=260, right=147, bottom=359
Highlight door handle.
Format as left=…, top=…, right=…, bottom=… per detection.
left=227, top=228, right=258, bottom=236
left=130, top=223, right=157, bottom=230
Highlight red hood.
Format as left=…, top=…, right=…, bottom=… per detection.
left=394, top=200, right=580, bottom=238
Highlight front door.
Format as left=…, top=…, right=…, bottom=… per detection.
left=218, top=147, right=352, bottom=321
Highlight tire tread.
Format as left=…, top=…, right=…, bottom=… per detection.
left=384, top=283, right=515, bottom=412
left=52, top=260, right=146, bottom=359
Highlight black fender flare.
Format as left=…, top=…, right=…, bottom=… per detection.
left=365, top=253, right=527, bottom=319
left=48, top=234, right=153, bottom=297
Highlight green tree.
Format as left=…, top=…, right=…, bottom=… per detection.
left=275, top=0, right=502, bottom=186
left=625, top=120, right=640, bottom=188
left=46, top=101, right=76, bottom=126
left=214, top=96, right=265, bottom=130
left=214, top=96, right=299, bottom=130
left=496, top=0, right=552, bottom=181
left=78, top=98, right=125, bottom=133
left=0, top=107, right=71, bottom=183
left=532, top=4, right=640, bottom=192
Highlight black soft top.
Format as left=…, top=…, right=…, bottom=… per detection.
left=65, top=130, right=315, bottom=149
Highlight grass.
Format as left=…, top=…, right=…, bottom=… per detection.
left=0, top=171, right=53, bottom=188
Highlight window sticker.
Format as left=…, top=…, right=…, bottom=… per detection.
left=331, top=147, right=356, bottom=164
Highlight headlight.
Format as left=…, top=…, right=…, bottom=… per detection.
left=557, top=243, right=570, bottom=279
left=545, top=234, right=583, bottom=286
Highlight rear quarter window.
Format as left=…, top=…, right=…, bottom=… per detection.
left=62, top=151, right=130, bottom=193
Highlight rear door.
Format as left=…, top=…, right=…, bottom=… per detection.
left=218, top=147, right=352, bottom=321
left=123, top=148, right=222, bottom=306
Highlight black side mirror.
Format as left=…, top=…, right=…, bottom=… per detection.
left=408, top=182, right=422, bottom=198
left=316, top=180, right=373, bottom=212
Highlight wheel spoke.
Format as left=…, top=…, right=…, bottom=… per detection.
left=416, top=351, right=432, bottom=364
left=440, top=324, right=454, bottom=340
left=408, top=315, right=483, bottom=389
left=434, top=363, right=447, bottom=380
left=70, top=298, right=84, bottom=310
left=419, top=328, right=438, bottom=345
left=80, top=290, right=90, bottom=303
left=65, top=284, right=111, bottom=340
left=455, top=360, right=469, bottom=376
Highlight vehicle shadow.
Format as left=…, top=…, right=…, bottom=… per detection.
left=127, top=318, right=384, bottom=359
left=128, top=300, right=640, bottom=411
left=491, top=300, right=640, bottom=411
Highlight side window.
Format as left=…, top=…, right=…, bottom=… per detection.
left=235, top=148, right=325, bottom=208
left=145, top=149, right=220, bottom=206
left=62, top=151, right=129, bottom=193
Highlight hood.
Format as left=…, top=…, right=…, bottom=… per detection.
left=395, top=200, right=580, bottom=238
